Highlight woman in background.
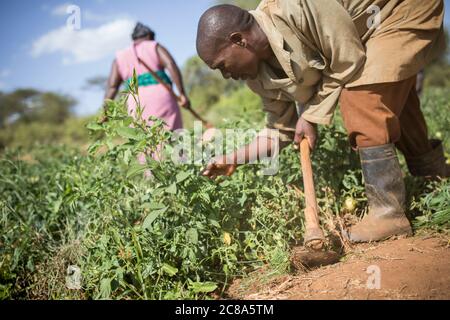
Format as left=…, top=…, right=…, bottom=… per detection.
left=104, top=22, right=189, bottom=131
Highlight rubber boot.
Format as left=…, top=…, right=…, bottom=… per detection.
left=347, top=144, right=413, bottom=243
left=405, top=139, right=449, bottom=178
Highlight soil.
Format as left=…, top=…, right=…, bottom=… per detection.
left=227, top=232, right=450, bottom=300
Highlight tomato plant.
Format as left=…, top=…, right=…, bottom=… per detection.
left=1, top=76, right=448, bottom=300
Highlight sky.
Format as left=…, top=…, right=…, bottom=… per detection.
left=0, top=0, right=449, bottom=116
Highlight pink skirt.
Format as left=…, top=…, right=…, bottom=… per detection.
left=127, top=83, right=183, bottom=131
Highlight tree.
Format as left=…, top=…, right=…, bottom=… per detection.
left=0, top=89, right=76, bottom=128
left=0, top=89, right=39, bottom=128
left=83, top=76, right=108, bottom=91
left=182, top=56, right=242, bottom=109
left=32, top=92, right=76, bottom=124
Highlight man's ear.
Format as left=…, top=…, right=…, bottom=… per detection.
left=229, top=32, right=247, bottom=48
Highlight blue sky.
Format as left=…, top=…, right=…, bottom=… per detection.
left=0, top=0, right=449, bottom=116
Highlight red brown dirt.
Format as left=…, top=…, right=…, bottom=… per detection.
left=227, top=233, right=450, bottom=300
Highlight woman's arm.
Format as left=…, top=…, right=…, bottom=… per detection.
left=156, top=44, right=190, bottom=108
left=99, top=60, right=123, bottom=122
left=104, top=59, right=123, bottom=104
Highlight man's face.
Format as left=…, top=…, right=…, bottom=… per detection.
left=204, top=41, right=260, bottom=81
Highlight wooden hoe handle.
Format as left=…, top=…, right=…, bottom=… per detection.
left=300, top=139, right=325, bottom=249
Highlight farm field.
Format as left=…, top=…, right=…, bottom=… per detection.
left=1, top=84, right=449, bottom=300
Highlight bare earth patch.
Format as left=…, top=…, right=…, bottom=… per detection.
left=227, top=233, right=450, bottom=300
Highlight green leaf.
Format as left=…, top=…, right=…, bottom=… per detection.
left=52, top=198, right=63, bottom=214
left=116, top=127, right=143, bottom=140
left=239, top=193, right=247, bottom=207
left=143, top=207, right=167, bottom=230
left=87, top=141, right=102, bottom=155
left=126, top=163, right=147, bottom=178
left=123, top=149, right=132, bottom=164
left=209, top=219, right=221, bottom=229
left=141, top=202, right=166, bottom=210
left=86, top=122, right=103, bottom=131
left=186, top=228, right=198, bottom=244
left=190, top=281, right=218, bottom=293
left=98, top=278, right=112, bottom=300
left=219, top=180, right=231, bottom=188
left=176, top=171, right=190, bottom=183
left=166, top=183, right=177, bottom=195
left=106, top=139, right=114, bottom=150
left=200, top=192, right=210, bottom=203
left=161, top=263, right=178, bottom=277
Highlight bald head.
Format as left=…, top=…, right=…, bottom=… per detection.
left=196, top=4, right=271, bottom=81
left=196, top=5, right=254, bottom=60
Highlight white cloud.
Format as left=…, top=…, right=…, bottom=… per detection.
left=0, top=82, right=5, bottom=90
left=31, top=19, right=135, bottom=65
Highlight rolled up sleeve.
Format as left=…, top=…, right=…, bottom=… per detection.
left=247, top=79, right=298, bottom=143
left=261, top=97, right=298, bottom=142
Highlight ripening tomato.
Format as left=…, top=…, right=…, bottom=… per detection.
left=344, top=197, right=357, bottom=212
left=223, top=232, right=232, bottom=246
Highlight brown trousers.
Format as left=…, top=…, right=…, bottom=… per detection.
left=339, top=76, right=432, bottom=158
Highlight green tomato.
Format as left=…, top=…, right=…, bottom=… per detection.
left=27, top=176, right=40, bottom=184
left=344, top=197, right=357, bottom=212
left=223, top=232, right=232, bottom=246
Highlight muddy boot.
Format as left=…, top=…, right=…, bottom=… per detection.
left=347, top=144, right=413, bottom=243
left=405, top=140, right=449, bottom=178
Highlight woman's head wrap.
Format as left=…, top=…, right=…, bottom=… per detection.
left=132, top=22, right=155, bottom=41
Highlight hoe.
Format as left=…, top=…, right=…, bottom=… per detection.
left=291, top=139, right=342, bottom=271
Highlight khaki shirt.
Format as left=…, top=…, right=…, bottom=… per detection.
left=248, top=0, right=445, bottom=142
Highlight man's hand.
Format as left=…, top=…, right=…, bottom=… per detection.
left=294, top=117, right=317, bottom=150
left=201, top=155, right=237, bottom=179
left=178, top=94, right=191, bottom=109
